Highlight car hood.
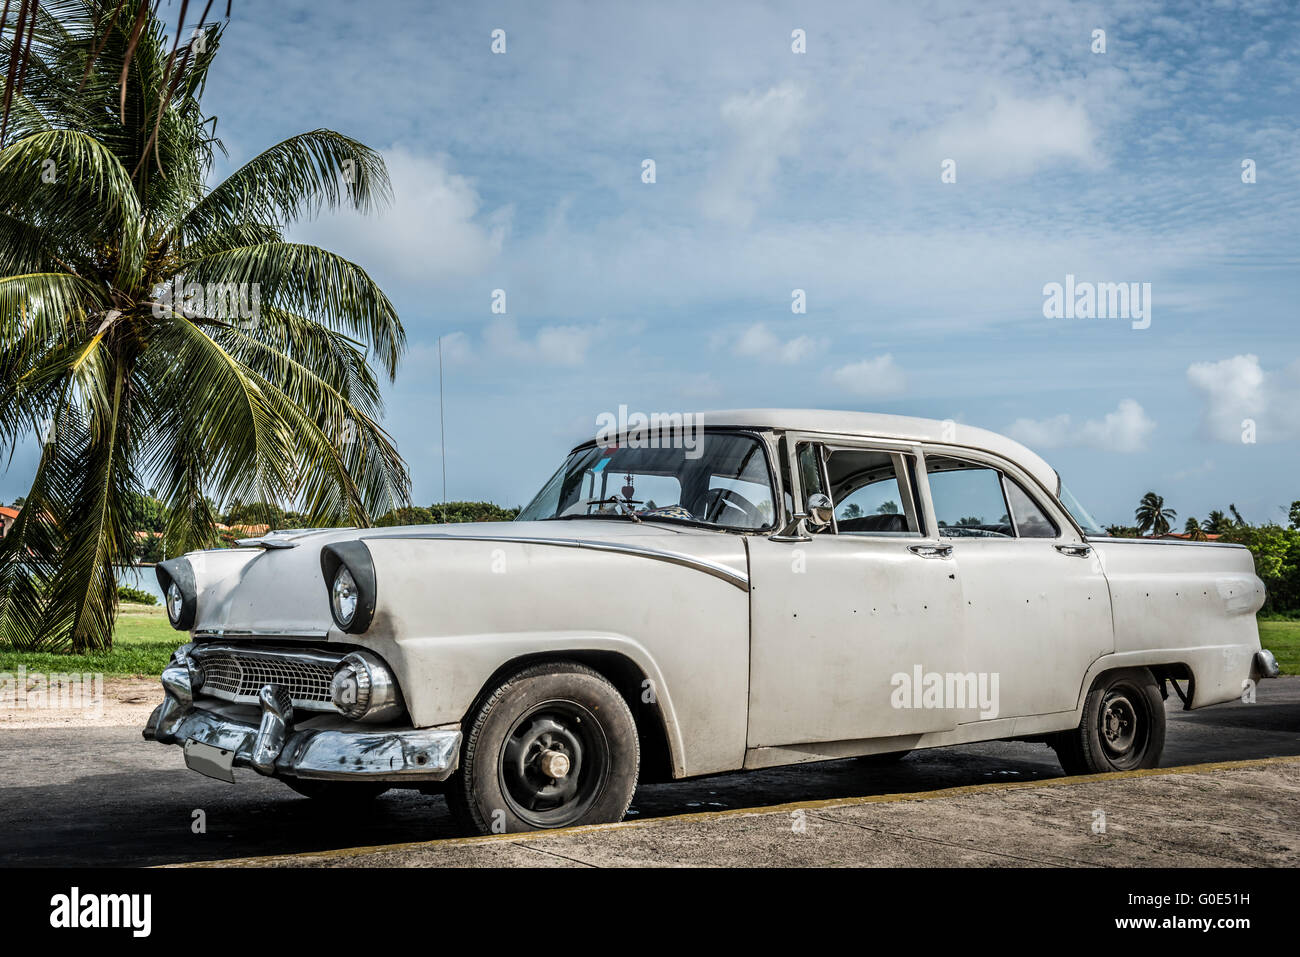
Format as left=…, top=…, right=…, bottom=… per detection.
left=180, top=520, right=749, bottom=638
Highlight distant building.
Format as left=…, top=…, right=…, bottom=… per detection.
left=229, top=524, right=271, bottom=538
left=0, top=505, right=18, bottom=537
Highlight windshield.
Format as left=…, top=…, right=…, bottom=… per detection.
left=1058, top=481, right=1109, bottom=537
left=517, top=432, right=775, bottom=531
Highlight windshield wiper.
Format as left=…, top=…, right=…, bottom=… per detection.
left=586, top=497, right=642, bottom=522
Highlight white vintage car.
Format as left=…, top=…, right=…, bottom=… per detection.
left=144, top=410, right=1280, bottom=833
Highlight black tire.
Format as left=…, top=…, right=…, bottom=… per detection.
left=282, top=778, right=390, bottom=803
left=857, top=749, right=911, bottom=766
left=1052, top=668, right=1166, bottom=775
left=446, top=661, right=639, bottom=835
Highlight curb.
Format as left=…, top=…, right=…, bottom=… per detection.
left=168, top=753, right=1300, bottom=867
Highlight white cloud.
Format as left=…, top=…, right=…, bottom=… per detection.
left=294, top=147, right=509, bottom=284
left=905, top=90, right=1104, bottom=180
left=437, top=331, right=473, bottom=364
left=731, top=322, right=826, bottom=364
left=1006, top=399, right=1155, bottom=452
left=700, top=83, right=807, bottom=227
left=405, top=332, right=474, bottom=371
left=1187, top=354, right=1300, bottom=442
left=830, top=355, right=906, bottom=397
left=483, top=317, right=610, bottom=366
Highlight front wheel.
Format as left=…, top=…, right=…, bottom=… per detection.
left=446, top=661, right=640, bottom=834
left=1051, top=668, right=1166, bottom=775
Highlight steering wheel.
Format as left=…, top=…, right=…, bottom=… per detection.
left=701, top=487, right=763, bottom=527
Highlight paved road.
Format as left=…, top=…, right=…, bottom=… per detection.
left=2, top=678, right=1297, bottom=866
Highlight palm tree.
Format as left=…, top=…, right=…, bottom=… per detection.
left=0, top=5, right=409, bottom=652
left=1203, top=510, right=1233, bottom=535
left=1184, top=517, right=1207, bottom=541
left=1134, top=492, right=1176, bottom=537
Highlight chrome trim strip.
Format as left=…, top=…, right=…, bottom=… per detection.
left=1092, top=537, right=1247, bottom=549
left=372, top=533, right=750, bottom=591
left=190, top=642, right=345, bottom=665
left=193, top=629, right=331, bottom=639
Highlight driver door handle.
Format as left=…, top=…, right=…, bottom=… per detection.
left=1054, top=543, right=1092, bottom=558
left=908, top=544, right=953, bottom=559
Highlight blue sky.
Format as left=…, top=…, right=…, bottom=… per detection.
left=8, top=0, right=1300, bottom=528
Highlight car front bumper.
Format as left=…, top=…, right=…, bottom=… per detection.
left=142, top=660, right=461, bottom=783
left=1254, top=648, right=1281, bottom=680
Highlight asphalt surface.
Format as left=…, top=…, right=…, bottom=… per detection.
left=2, top=678, right=1298, bottom=866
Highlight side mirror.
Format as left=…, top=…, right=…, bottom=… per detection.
left=807, top=492, right=834, bottom=529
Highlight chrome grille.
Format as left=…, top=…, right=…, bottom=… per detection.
left=190, top=645, right=343, bottom=712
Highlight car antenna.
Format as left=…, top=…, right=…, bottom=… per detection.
left=438, top=335, right=447, bottom=525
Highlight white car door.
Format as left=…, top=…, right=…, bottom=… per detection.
left=745, top=436, right=966, bottom=748
left=920, top=449, right=1114, bottom=722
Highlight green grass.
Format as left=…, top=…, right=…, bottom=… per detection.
left=1258, top=619, right=1300, bottom=675
left=0, top=604, right=181, bottom=677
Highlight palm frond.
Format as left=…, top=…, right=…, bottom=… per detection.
left=0, top=271, right=104, bottom=340
left=180, top=241, right=404, bottom=378
left=0, top=130, right=144, bottom=283
left=179, top=129, right=390, bottom=240
left=38, top=358, right=135, bottom=650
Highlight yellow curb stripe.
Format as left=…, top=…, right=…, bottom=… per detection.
left=167, top=754, right=1300, bottom=868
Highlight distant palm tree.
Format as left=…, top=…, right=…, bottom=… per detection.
left=1135, top=492, right=1177, bottom=537
left=0, top=5, right=409, bottom=652
left=1184, top=518, right=1207, bottom=541
left=1203, top=510, right=1233, bottom=535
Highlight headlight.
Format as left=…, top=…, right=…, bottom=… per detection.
left=156, top=558, right=197, bottom=630
left=319, top=541, right=376, bottom=633
left=331, top=566, right=358, bottom=628
left=329, top=651, right=402, bottom=722
left=166, top=581, right=185, bottom=625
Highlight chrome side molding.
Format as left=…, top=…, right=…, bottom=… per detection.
left=375, top=533, right=750, bottom=592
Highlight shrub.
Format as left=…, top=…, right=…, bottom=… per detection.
left=117, top=585, right=158, bottom=606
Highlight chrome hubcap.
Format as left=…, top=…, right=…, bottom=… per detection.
left=539, top=748, right=570, bottom=779
left=1101, top=692, right=1138, bottom=755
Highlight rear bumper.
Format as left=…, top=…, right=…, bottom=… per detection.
left=142, top=659, right=461, bottom=783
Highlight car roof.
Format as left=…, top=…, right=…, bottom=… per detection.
left=582, top=408, right=1061, bottom=496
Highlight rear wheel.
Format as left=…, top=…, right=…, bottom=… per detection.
left=282, top=778, right=390, bottom=803
left=1052, top=668, right=1165, bottom=775
left=446, top=661, right=639, bottom=834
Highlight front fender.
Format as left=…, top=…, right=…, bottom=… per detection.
left=347, top=534, right=751, bottom=778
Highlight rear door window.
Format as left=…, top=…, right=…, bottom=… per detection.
left=925, top=456, right=1013, bottom=538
